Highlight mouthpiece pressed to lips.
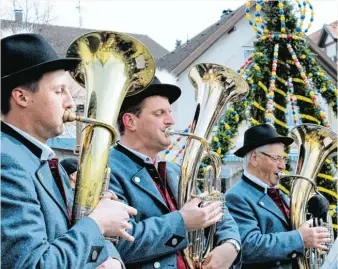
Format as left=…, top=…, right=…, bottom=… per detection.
left=277, top=171, right=286, bottom=178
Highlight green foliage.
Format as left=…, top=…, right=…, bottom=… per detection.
left=202, top=0, right=338, bottom=232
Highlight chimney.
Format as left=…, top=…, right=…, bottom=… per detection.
left=221, top=8, right=232, bottom=20
left=14, top=9, right=23, bottom=22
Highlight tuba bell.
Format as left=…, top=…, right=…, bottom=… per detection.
left=166, top=63, right=249, bottom=268
left=63, top=31, right=155, bottom=226
left=279, top=123, right=337, bottom=269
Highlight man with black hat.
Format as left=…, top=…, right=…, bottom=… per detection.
left=225, top=124, right=330, bottom=269
left=1, top=33, right=137, bottom=269
left=108, top=75, right=241, bottom=269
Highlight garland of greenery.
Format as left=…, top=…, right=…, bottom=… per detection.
left=205, top=0, right=338, bottom=232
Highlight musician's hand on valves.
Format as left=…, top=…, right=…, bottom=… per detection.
left=89, top=191, right=138, bottom=242
left=298, top=219, right=330, bottom=250
left=96, top=257, right=122, bottom=269
left=179, top=198, right=223, bottom=232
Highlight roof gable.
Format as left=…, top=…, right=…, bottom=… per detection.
left=0, top=20, right=169, bottom=60
left=157, top=4, right=248, bottom=76
left=156, top=7, right=336, bottom=81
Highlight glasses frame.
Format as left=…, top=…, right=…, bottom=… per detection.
left=258, top=151, right=289, bottom=164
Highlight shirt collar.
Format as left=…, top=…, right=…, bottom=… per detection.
left=3, top=122, right=55, bottom=161
left=118, top=142, right=163, bottom=167
left=243, top=170, right=279, bottom=194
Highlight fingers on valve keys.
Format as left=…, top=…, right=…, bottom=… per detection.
left=102, top=190, right=118, bottom=200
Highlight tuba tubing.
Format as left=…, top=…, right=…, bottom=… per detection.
left=168, top=63, right=249, bottom=268
left=64, top=31, right=155, bottom=226
left=280, top=123, right=337, bottom=269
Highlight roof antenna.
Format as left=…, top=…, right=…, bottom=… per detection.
left=76, top=0, right=83, bottom=28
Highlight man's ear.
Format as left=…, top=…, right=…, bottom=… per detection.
left=250, top=151, right=258, bottom=167
left=11, top=87, right=31, bottom=108
left=122, top=113, right=137, bottom=132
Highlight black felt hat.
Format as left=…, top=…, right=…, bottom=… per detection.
left=1, top=33, right=80, bottom=92
left=60, top=157, right=78, bottom=175
left=234, top=123, right=294, bottom=157
left=121, top=76, right=181, bottom=110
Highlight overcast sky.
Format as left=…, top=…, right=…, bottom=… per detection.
left=1, top=0, right=337, bottom=51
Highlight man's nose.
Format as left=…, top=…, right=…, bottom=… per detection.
left=278, top=160, right=286, bottom=170
left=165, top=113, right=175, bottom=125
left=63, top=90, right=75, bottom=111
left=166, top=114, right=175, bottom=125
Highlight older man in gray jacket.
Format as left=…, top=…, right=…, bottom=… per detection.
left=226, top=124, right=330, bottom=269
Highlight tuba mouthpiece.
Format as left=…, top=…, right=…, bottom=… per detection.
left=164, top=128, right=175, bottom=137
left=63, top=110, right=98, bottom=124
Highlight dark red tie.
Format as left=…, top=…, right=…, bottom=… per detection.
left=48, top=158, right=72, bottom=222
left=267, top=188, right=290, bottom=219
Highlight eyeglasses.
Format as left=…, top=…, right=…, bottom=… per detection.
left=259, top=152, right=289, bottom=164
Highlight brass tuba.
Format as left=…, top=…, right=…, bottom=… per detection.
left=280, top=123, right=336, bottom=269
left=165, top=63, right=249, bottom=268
left=63, top=31, right=155, bottom=225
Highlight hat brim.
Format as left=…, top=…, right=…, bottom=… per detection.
left=234, top=136, right=294, bottom=158
left=2, top=58, right=80, bottom=90
left=122, top=83, right=181, bottom=109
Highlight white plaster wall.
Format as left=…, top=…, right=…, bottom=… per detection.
left=326, top=42, right=337, bottom=58
left=325, top=34, right=334, bottom=45
left=174, top=16, right=256, bottom=131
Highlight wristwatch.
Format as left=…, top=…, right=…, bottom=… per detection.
left=221, top=239, right=241, bottom=254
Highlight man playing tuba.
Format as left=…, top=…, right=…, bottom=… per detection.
left=225, top=124, right=330, bottom=269
left=108, top=74, right=241, bottom=269
left=1, top=33, right=137, bottom=269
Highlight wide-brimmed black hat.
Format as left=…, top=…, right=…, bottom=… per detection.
left=234, top=123, right=294, bottom=157
left=121, top=76, right=181, bottom=110
left=60, top=157, right=78, bottom=176
left=1, top=33, right=80, bottom=92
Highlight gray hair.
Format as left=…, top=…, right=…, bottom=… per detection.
left=242, top=143, right=284, bottom=170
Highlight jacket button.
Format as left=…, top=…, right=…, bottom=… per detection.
left=259, top=201, right=264, bottom=206
left=135, top=177, right=141, bottom=183
left=172, top=238, right=178, bottom=246
left=154, top=262, right=161, bottom=268
left=292, top=253, right=297, bottom=258
left=276, top=261, right=281, bottom=265
left=91, top=250, right=98, bottom=261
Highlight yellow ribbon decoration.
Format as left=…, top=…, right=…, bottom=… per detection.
left=258, top=81, right=268, bottom=93
left=252, top=119, right=261, bottom=125
left=300, top=114, right=320, bottom=124
left=274, top=118, right=288, bottom=128
left=276, top=75, right=286, bottom=84
left=317, top=173, right=333, bottom=180
left=279, top=184, right=290, bottom=195
left=277, top=59, right=286, bottom=65
left=274, top=87, right=287, bottom=97
left=292, top=78, right=304, bottom=84
left=318, top=187, right=338, bottom=199
left=274, top=103, right=286, bottom=112
left=254, top=101, right=265, bottom=111
left=296, top=95, right=313, bottom=103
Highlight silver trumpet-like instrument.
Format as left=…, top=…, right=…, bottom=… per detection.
left=279, top=123, right=336, bottom=269
left=165, top=63, right=249, bottom=268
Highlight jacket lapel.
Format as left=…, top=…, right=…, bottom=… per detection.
left=258, top=194, right=289, bottom=227
left=131, top=168, right=169, bottom=210
left=36, top=162, right=70, bottom=222
left=166, top=168, right=179, bottom=205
